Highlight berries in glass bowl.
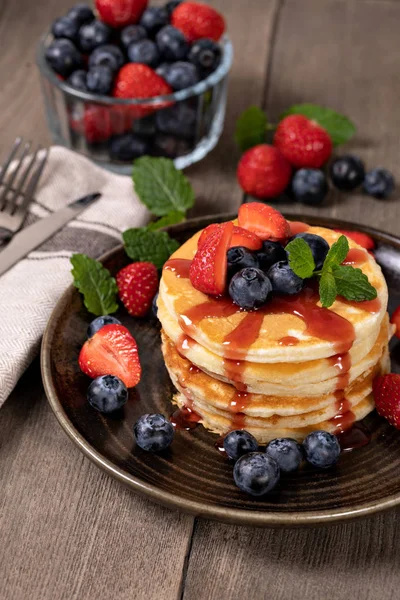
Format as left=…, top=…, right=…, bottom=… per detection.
left=36, top=1, right=233, bottom=173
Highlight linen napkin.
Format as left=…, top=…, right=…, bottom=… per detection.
left=0, top=146, right=149, bottom=408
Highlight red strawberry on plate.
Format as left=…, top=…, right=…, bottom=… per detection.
left=274, top=114, right=333, bottom=168
left=198, top=224, right=262, bottom=251
left=117, top=262, right=158, bottom=317
left=391, top=306, right=400, bottom=339
left=171, top=2, right=225, bottom=42
left=190, top=221, right=233, bottom=295
left=197, top=223, right=221, bottom=248
left=95, top=0, right=148, bottom=27
left=334, top=229, right=375, bottom=251
left=113, top=64, right=172, bottom=118
left=238, top=202, right=291, bottom=242
left=79, top=324, right=141, bottom=388
left=237, top=144, right=292, bottom=199
left=373, top=373, right=400, bottom=429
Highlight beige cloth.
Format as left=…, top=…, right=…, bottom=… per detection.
left=0, top=146, right=149, bottom=407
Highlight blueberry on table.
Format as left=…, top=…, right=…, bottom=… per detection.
left=134, top=414, right=174, bottom=452
left=140, top=7, right=169, bottom=36
left=229, top=267, right=272, bottom=310
left=291, top=168, right=328, bottom=206
left=109, top=133, right=150, bottom=162
left=266, top=438, right=303, bottom=472
left=78, top=20, right=112, bottom=54
left=127, top=40, right=160, bottom=68
left=45, top=39, right=82, bottom=77
left=188, top=38, right=221, bottom=77
left=163, top=61, right=199, bottom=91
left=223, top=430, right=259, bottom=461
left=227, top=246, right=259, bottom=279
left=329, top=155, right=365, bottom=191
left=290, top=232, right=329, bottom=270
left=67, top=3, right=94, bottom=26
left=121, top=24, right=148, bottom=48
left=267, top=261, right=305, bottom=295
left=87, top=375, right=128, bottom=413
left=66, top=69, right=88, bottom=91
left=155, top=103, right=197, bottom=139
left=51, top=16, right=80, bottom=42
left=165, top=0, right=182, bottom=15
left=363, top=168, right=395, bottom=199
left=233, top=452, right=280, bottom=496
left=256, top=241, right=286, bottom=272
left=302, top=430, right=341, bottom=468
left=88, top=44, right=125, bottom=74
left=87, top=315, right=121, bottom=338
left=87, top=65, right=114, bottom=95
left=156, top=25, right=189, bottom=62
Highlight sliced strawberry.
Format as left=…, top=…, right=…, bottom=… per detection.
left=334, top=229, right=375, bottom=251
left=197, top=223, right=221, bottom=249
left=238, top=202, right=290, bottom=242
left=190, top=222, right=233, bottom=295
left=79, top=324, right=141, bottom=388
left=391, top=306, right=400, bottom=339
left=230, top=226, right=262, bottom=251
left=373, top=373, right=400, bottom=429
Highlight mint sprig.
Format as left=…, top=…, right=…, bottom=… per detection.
left=234, top=106, right=268, bottom=152
left=281, top=104, right=356, bottom=146
left=123, top=228, right=180, bottom=269
left=71, top=254, right=118, bottom=316
left=285, top=238, right=315, bottom=279
left=146, top=211, right=185, bottom=231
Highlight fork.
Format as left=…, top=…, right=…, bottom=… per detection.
left=0, top=138, right=49, bottom=243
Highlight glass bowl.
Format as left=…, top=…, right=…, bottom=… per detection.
left=36, top=33, right=233, bottom=173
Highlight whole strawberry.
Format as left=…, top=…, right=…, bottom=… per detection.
left=171, top=2, right=225, bottom=42
left=237, top=144, right=291, bottom=199
left=117, top=262, right=158, bottom=317
left=189, top=221, right=233, bottom=295
left=96, top=0, right=148, bottom=28
left=113, top=64, right=172, bottom=117
left=373, top=374, right=400, bottom=429
left=274, top=114, right=333, bottom=168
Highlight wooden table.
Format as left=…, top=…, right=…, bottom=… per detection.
left=1, top=0, right=400, bottom=598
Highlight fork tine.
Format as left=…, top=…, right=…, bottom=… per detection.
left=15, top=149, right=49, bottom=217
left=9, top=147, right=40, bottom=215
left=0, top=141, right=31, bottom=210
left=0, top=137, right=22, bottom=187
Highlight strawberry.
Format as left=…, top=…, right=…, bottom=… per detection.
left=373, top=374, right=400, bottom=429
left=273, top=114, right=333, bottom=168
left=334, top=229, right=375, bottom=251
left=198, top=224, right=262, bottom=251
left=82, top=105, right=112, bottom=144
left=95, top=0, right=148, bottom=28
left=189, top=221, right=233, bottom=295
left=197, top=223, right=221, bottom=248
left=116, top=262, right=159, bottom=317
left=171, top=2, right=225, bottom=42
left=391, top=306, right=400, bottom=339
left=237, top=144, right=292, bottom=199
left=113, top=64, right=172, bottom=117
left=238, top=202, right=291, bottom=242
left=79, top=324, right=141, bottom=388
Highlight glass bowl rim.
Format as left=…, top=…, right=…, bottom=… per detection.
left=36, top=32, right=233, bottom=106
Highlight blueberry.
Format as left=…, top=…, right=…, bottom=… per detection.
left=156, top=25, right=189, bottom=62
left=67, top=3, right=94, bottom=26
left=292, top=168, right=328, bottom=206
left=156, top=63, right=171, bottom=79
left=165, top=0, right=182, bottom=15
left=152, top=292, right=159, bottom=319
left=265, top=438, right=303, bottom=473
left=88, top=44, right=125, bottom=74
left=227, top=246, right=258, bottom=279
left=188, top=38, right=221, bottom=77
left=303, top=430, right=340, bottom=468
left=87, top=375, right=128, bottom=413
left=45, top=38, right=82, bottom=77
left=121, top=24, right=147, bottom=48
left=140, top=7, right=169, bottom=36
left=256, top=241, right=286, bottom=272
left=290, top=233, right=329, bottom=271
left=152, top=134, right=192, bottom=158
left=134, top=413, right=174, bottom=452
left=52, top=16, right=80, bottom=42
left=132, top=114, right=157, bottom=138
left=233, top=452, right=280, bottom=496
left=223, top=430, right=258, bottom=461
left=363, top=168, right=395, bottom=199
left=156, top=103, right=196, bottom=139
left=267, top=261, right=305, bottom=295
left=164, top=61, right=199, bottom=91
left=109, top=133, right=150, bottom=161
left=66, top=69, right=88, bottom=91
left=78, top=20, right=112, bottom=53
left=87, top=315, right=122, bottom=338
left=127, top=39, right=160, bottom=68
left=229, top=267, right=272, bottom=310
left=329, top=155, right=365, bottom=191
left=86, top=65, right=113, bottom=94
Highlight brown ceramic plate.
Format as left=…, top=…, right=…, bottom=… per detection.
left=41, top=214, right=400, bottom=526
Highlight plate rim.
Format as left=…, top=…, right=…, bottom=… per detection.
left=41, top=212, right=400, bottom=527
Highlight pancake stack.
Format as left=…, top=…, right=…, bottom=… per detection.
left=158, top=223, right=392, bottom=443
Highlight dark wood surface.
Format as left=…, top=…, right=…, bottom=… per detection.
left=1, top=0, right=400, bottom=599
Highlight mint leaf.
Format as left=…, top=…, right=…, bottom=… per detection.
left=332, top=265, right=377, bottom=302
left=146, top=211, right=185, bottom=231
left=234, top=106, right=267, bottom=152
left=70, top=254, right=118, bottom=316
left=319, top=270, right=337, bottom=308
left=282, top=104, right=356, bottom=146
left=285, top=237, right=315, bottom=279
left=324, top=235, right=349, bottom=269
left=123, top=228, right=180, bottom=269
left=132, top=157, right=195, bottom=217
